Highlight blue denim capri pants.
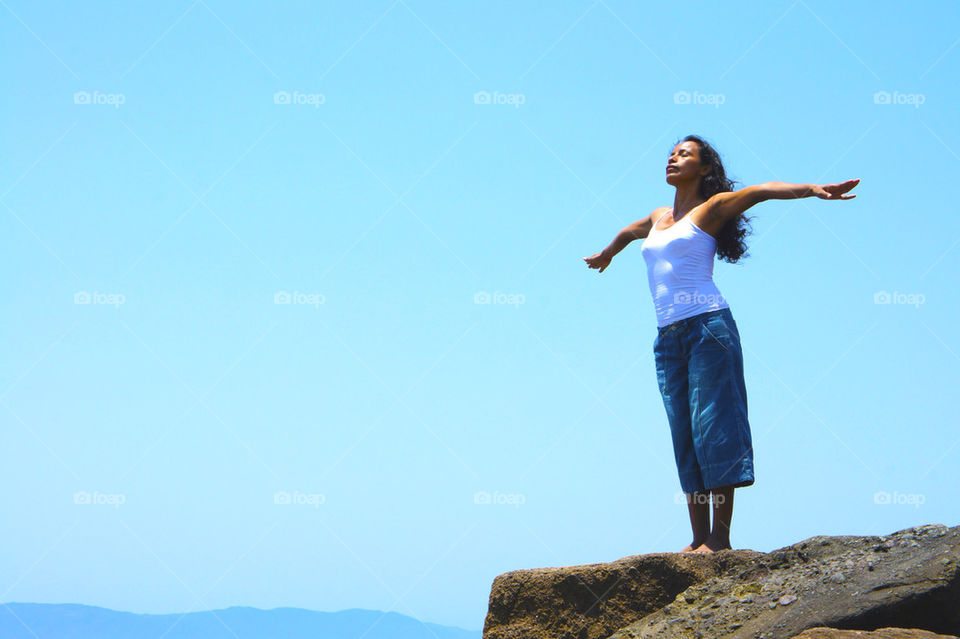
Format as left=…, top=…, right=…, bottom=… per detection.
left=653, top=307, right=755, bottom=494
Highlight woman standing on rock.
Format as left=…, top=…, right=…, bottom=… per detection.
left=583, top=135, right=859, bottom=553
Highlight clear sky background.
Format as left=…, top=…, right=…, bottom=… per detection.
left=2, top=0, right=959, bottom=632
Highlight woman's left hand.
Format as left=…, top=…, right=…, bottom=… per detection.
left=812, top=178, right=860, bottom=200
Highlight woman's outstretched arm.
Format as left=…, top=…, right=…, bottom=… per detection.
left=708, top=179, right=860, bottom=221
left=761, top=179, right=860, bottom=200
left=583, top=208, right=664, bottom=273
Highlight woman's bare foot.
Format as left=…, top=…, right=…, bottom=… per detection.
left=679, top=539, right=708, bottom=552
left=692, top=534, right=731, bottom=553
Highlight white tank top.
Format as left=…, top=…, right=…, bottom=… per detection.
left=639, top=210, right=730, bottom=327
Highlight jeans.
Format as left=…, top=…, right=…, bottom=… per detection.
left=653, top=307, right=755, bottom=494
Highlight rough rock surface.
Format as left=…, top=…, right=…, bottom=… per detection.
left=791, top=628, right=958, bottom=638
left=482, top=524, right=960, bottom=639
left=608, top=524, right=960, bottom=638
left=482, top=549, right=763, bottom=639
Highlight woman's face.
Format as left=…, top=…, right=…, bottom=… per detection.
left=665, top=141, right=704, bottom=186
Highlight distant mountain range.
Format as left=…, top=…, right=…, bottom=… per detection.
left=0, top=603, right=481, bottom=639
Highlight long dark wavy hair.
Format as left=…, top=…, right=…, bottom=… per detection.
left=677, top=134, right=752, bottom=263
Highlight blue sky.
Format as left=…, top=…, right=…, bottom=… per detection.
left=2, top=0, right=958, bottom=632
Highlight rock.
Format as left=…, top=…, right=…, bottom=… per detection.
left=791, top=628, right=959, bottom=638
left=481, top=549, right=763, bottom=639
left=607, top=524, right=960, bottom=638
left=482, top=524, right=960, bottom=639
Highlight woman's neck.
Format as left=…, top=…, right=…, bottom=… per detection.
left=672, top=184, right=706, bottom=219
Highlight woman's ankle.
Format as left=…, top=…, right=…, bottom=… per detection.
left=706, top=531, right=730, bottom=545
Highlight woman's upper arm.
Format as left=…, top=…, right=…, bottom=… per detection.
left=705, top=185, right=767, bottom=221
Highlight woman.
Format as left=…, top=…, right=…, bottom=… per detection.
left=583, top=135, right=858, bottom=553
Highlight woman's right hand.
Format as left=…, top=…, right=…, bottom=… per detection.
left=583, top=251, right=612, bottom=273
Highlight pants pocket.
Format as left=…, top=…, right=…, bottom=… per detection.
left=700, top=316, right=735, bottom=351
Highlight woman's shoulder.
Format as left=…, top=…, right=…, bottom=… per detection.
left=651, top=206, right=672, bottom=222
